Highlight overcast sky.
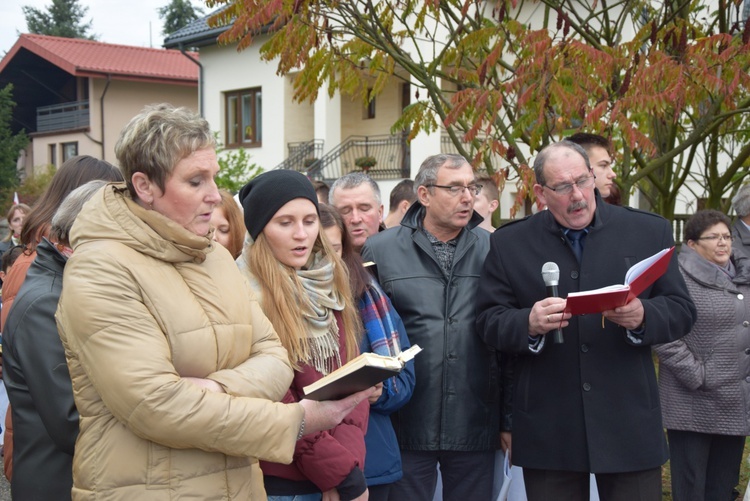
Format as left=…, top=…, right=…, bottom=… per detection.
left=0, top=0, right=207, bottom=57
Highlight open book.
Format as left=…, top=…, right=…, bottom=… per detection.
left=302, top=345, right=422, bottom=401
left=564, top=246, right=675, bottom=316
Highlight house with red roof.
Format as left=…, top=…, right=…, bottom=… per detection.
left=0, top=34, right=198, bottom=175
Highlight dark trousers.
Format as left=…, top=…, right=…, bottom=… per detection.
left=523, top=466, right=662, bottom=501
left=368, top=483, right=392, bottom=501
left=667, top=429, right=745, bottom=501
left=388, top=450, right=494, bottom=501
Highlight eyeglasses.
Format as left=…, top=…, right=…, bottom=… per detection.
left=697, top=234, right=733, bottom=242
left=426, top=183, right=483, bottom=196
left=543, top=176, right=596, bottom=196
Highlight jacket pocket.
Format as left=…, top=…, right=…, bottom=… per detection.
left=146, top=442, right=170, bottom=490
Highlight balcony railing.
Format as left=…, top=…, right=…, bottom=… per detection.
left=301, top=134, right=410, bottom=182
left=37, top=100, right=90, bottom=133
left=276, top=140, right=325, bottom=173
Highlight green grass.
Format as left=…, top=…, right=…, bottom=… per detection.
left=660, top=436, right=750, bottom=500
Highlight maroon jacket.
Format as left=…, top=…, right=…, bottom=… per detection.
left=261, top=311, right=369, bottom=492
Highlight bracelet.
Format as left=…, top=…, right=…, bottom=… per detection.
left=296, top=415, right=306, bottom=440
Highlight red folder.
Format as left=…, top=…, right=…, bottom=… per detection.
left=564, top=246, right=675, bottom=315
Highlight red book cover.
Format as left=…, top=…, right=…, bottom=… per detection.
left=564, top=247, right=675, bottom=316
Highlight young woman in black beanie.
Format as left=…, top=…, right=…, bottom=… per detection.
left=238, top=170, right=370, bottom=501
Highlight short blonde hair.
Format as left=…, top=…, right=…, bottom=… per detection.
left=115, top=103, right=214, bottom=201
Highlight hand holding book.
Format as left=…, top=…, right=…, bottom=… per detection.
left=302, top=345, right=422, bottom=401
left=564, top=247, right=674, bottom=316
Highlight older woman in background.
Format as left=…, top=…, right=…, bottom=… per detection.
left=3, top=180, right=106, bottom=500
left=211, top=189, right=244, bottom=259
left=655, top=209, right=750, bottom=501
left=55, top=104, right=367, bottom=500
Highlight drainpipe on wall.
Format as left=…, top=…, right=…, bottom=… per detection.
left=97, top=75, right=112, bottom=161
left=178, top=43, right=203, bottom=117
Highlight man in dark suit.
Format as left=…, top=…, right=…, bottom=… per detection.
left=476, top=141, right=696, bottom=501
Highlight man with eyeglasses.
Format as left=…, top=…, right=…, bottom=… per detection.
left=362, top=154, right=500, bottom=501
left=476, top=141, right=696, bottom=501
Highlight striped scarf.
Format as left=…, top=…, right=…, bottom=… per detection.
left=359, top=278, right=402, bottom=395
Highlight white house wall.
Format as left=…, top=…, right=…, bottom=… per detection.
left=200, top=39, right=288, bottom=172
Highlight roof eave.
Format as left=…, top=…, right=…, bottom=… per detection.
left=76, top=71, right=198, bottom=86
left=163, top=26, right=230, bottom=49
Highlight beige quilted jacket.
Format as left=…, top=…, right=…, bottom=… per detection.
left=56, top=183, right=303, bottom=500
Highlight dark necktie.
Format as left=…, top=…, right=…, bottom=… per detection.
left=567, top=229, right=586, bottom=263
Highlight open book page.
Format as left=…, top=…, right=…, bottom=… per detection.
left=624, top=247, right=673, bottom=285
left=567, top=284, right=629, bottom=297
left=303, top=345, right=422, bottom=401
left=565, top=247, right=674, bottom=315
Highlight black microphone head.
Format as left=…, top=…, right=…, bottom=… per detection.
left=542, top=262, right=560, bottom=286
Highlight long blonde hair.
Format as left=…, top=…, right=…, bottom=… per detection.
left=247, top=230, right=362, bottom=367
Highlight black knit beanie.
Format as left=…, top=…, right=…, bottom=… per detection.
left=239, top=170, right=320, bottom=240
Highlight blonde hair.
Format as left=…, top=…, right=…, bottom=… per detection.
left=247, top=231, right=362, bottom=367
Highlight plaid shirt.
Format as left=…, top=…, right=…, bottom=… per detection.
left=423, top=227, right=460, bottom=276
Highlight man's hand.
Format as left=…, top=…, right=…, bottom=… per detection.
left=528, top=298, right=571, bottom=336
left=603, top=298, right=645, bottom=331
left=299, top=387, right=376, bottom=435
left=500, top=431, right=512, bottom=463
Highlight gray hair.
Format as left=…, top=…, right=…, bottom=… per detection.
left=50, top=180, right=108, bottom=245
left=533, top=141, right=591, bottom=186
left=414, top=154, right=470, bottom=190
left=732, top=183, right=750, bottom=218
left=329, top=172, right=382, bottom=206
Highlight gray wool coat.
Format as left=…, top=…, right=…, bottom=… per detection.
left=655, top=245, right=750, bottom=435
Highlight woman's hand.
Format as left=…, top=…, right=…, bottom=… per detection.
left=182, top=377, right=225, bottom=393
left=299, top=387, right=375, bottom=435
left=367, top=382, right=383, bottom=404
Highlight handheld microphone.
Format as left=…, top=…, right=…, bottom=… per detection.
left=541, top=262, right=564, bottom=344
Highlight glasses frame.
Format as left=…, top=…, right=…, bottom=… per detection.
left=425, top=183, right=483, bottom=196
left=696, top=234, right=733, bottom=243
left=543, top=175, right=597, bottom=196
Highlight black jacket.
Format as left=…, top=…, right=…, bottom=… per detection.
left=476, top=200, right=696, bottom=473
left=362, top=202, right=500, bottom=451
left=3, top=238, right=77, bottom=500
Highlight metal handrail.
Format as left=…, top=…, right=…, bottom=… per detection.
left=275, top=139, right=325, bottom=172
left=304, top=133, right=410, bottom=181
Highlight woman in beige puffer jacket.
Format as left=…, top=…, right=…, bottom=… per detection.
left=55, top=104, right=304, bottom=500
